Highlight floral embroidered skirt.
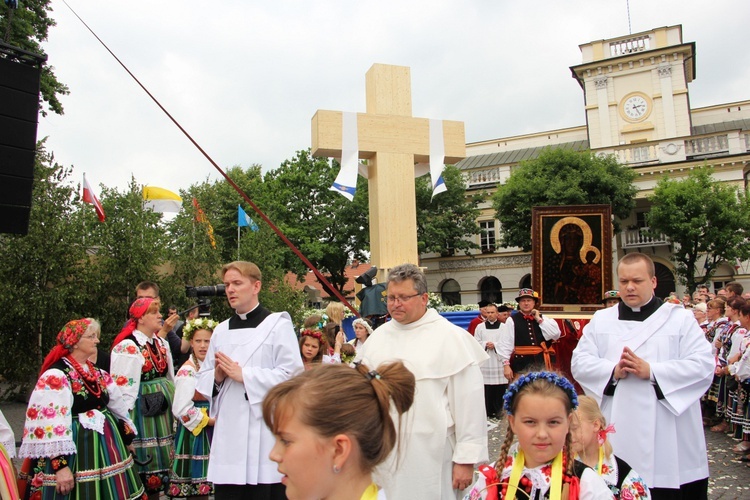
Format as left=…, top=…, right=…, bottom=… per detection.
left=132, top=377, right=175, bottom=494
left=168, top=401, right=213, bottom=498
left=18, top=409, right=145, bottom=499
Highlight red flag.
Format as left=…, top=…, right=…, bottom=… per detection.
left=82, top=176, right=106, bottom=222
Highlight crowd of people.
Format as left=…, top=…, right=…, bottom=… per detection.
left=0, top=253, right=732, bottom=499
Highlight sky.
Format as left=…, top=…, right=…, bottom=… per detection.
left=34, top=0, right=750, bottom=196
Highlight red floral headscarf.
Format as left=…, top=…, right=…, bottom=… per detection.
left=112, top=297, right=158, bottom=350
left=39, top=318, right=93, bottom=375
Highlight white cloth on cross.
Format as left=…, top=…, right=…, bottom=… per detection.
left=330, top=111, right=359, bottom=201
left=430, top=118, right=447, bottom=198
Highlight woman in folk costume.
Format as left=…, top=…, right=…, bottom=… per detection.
left=464, top=372, right=613, bottom=500
left=168, top=318, right=219, bottom=499
left=570, top=396, right=650, bottom=499
left=711, top=297, right=746, bottom=434
left=702, top=299, right=731, bottom=427
left=18, top=318, right=145, bottom=499
left=350, top=318, right=373, bottom=352
left=110, top=298, right=175, bottom=498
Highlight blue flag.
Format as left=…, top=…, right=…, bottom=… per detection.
left=238, top=205, right=259, bottom=231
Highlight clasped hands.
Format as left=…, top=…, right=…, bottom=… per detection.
left=214, top=351, right=243, bottom=383
left=614, top=346, right=651, bottom=381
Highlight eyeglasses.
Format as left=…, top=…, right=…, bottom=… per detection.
left=81, top=334, right=99, bottom=340
left=386, top=293, right=422, bottom=304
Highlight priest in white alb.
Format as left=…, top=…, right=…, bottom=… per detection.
left=572, top=253, right=713, bottom=499
left=356, top=263, right=489, bottom=499
left=195, top=261, right=303, bottom=500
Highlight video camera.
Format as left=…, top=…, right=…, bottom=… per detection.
left=184, top=285, right=226, bottom=317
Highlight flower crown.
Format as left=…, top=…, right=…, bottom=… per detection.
left=503, top=371, right=579, bottom=415
left=183, top=317, right=219, bottom=340
left=301, top=329, right=323, bottom=342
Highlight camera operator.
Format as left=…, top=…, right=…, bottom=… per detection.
left=195, top=261, right=303, bottom=499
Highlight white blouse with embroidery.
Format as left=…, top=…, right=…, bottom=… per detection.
left=19, top=363, right=135, bottom=459
left=172, top=362, right=209, bottom=434
left=110, top=330, right=175, bottom=412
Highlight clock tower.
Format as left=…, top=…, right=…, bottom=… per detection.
left=570, top=25, right=695, bottom=149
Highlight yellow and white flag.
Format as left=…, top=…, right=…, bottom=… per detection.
left=143, top=186, right=183, bottom=213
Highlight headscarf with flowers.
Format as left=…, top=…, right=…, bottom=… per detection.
left=39, top=318, right=93, bottom=375
left=111, top=297, right=158, bottom=350
left=182, top=317, right=219, bottom=341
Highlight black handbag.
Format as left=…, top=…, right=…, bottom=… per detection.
left=141, top=391, right=169, bottom=417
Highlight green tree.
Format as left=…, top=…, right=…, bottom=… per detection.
left=2, top=0, right=69, bottom=115
left=492, top=148, right=637, bottom=251
left=646, top=167, right=750, bottom=292
left=415, top=164, right=481, bottom=256
left=0, top=142, right=89, bottom=385
left=85, top=178, right=169, bottom=341
left=262, top=150, right=369, bottom=297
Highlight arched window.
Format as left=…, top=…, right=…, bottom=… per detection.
left=520, top=274, right=532, bottom=290
left=441, top=279, right=461, bottom=306
left=480, top=276, right=502, bottom=303
left=654, top=262, right=676, bottom=300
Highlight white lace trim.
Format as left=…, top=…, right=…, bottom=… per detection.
left=18, top=440, right=77, bottom=459
left=500, top=443, right=552, bottom=497
left=0, top=438, right=15, bottom=458
left=78, top=409, right=105, bottom=434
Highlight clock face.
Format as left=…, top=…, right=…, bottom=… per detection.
left=622, top=95, right=650, bottom=121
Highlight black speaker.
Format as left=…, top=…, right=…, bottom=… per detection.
left=0, top=42, right=46, bottom=235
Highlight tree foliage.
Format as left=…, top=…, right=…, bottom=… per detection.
left=492, top=148, right=637, bottom=251
left=0, top=143, right=89, bottom=385
left=646, top=167, right=750, bottom=292
left=262, top=150, right=369, bottom=296
left=416, top=165, right=481, bottom=256
left=2, top=0, right=69, bottom=115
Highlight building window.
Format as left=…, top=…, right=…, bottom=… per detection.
left=480, top=277, right=502, bottom=304
left=441, top=279, right=461, bottom=306
left=480, top=221, right=496, bottom=253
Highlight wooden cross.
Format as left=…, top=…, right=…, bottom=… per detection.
left=311, top=64, right=465, bottom=280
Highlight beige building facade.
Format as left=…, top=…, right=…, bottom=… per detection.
left=422, top=25, right=750, bottom=305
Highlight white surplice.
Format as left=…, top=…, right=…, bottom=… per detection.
left=572, top=302, right=713, bottom=489
left=195, top=312, right=303, bottom=485
left=474, top=321, right=510, bottom=385
left=356, top=308, right=489, bottom=500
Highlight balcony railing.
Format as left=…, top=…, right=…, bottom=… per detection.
left=620, top=227, right=670, bottom=248
left=609, top=35, right=650, bottom=57
left=465, top=167, right=502, bottom=188
left=685, top=134, right=729, bottom=159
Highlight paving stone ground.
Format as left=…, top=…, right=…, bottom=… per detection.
left=2, top=401, right=749, bottom=498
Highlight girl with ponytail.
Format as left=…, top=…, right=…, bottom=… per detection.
left=262, top=362, right=415, bottom=499
left=465, top=372, right=613, bottom=500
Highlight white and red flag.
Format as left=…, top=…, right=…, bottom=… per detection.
left=82, top=174, right=106, bottom=222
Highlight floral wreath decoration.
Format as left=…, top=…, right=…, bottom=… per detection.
left=300, top=329, right=324, bottom=343
left=182, top=317, right=219, bottom=341
left=503, top=371, right=579, bottom=415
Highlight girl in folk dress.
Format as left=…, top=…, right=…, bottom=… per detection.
left=350, top=318, right=373, bottom=352
left=262, top=361, right=415, bottom=500
left=570, top=396, right=650, bottom=499
left=465, top=372, right=613, bottom=500
left=110, top=298, right=175, bottom=499
left=18, top=319, right=145, bottom=499
left=168, top=318, right=219, bottom=499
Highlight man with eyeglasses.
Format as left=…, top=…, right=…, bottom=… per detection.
left=355, top=263, right=488, bottom=499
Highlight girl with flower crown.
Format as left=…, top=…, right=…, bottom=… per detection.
left=18, top=318, right=145, bottom=499
left=570, top=396, right=650, bottom=499
left=168, top=317, right=219, bottom=499
left=465, top=372, right=613, bottom=500
left=299, top=330, right=326, bottom=370
left=110, top=298, right=175, bottom=499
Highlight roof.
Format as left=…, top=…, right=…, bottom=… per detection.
left=692, top=119, right=750, bottom=136
left=285, top=261, right=373, bottom=299
left=455, top=140, right=590, bottom=170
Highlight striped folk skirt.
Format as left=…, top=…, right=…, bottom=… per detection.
left=168, top=401, right=213, bottom=498
left=18, top=409, right=145, bottom=499
left=132, top=377, right=175, bottom=494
